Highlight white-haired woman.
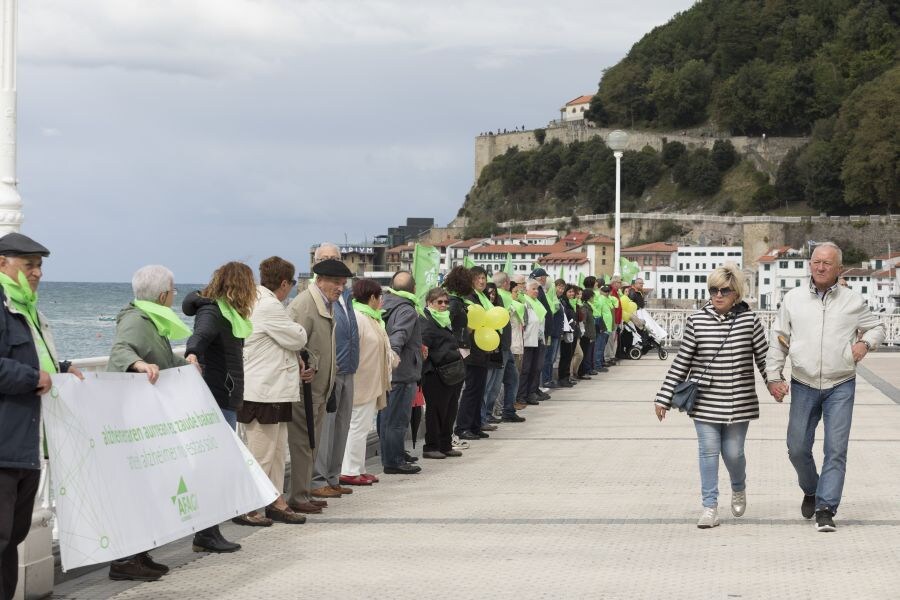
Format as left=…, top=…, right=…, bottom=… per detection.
left=106, top=265, right=195, bottom=581
left=654, top=265, right=768, bottom=529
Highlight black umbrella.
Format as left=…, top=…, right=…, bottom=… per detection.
left=299, top=350, right=315, bottom=449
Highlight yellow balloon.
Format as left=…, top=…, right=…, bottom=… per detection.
left=466, top=304, right=486, bottom=329
left=474, top=327, right=500, bottom=351
left=484, top=306, right=510, bottom=330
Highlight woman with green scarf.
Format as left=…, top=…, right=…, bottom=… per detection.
left=106, top=265, right=194, bottom=582
left=183, top=261, right=256, bottom=554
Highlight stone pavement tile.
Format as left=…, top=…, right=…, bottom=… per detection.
left=51, top=355, right=899, bottom=600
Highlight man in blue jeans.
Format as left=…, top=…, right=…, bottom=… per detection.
left=766, top=242, right=884, bottom=532
left=380, top=272, right=423, bottom=474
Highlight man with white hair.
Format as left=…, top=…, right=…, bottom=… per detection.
left=489, top=271, right=524, bottom=423
left=766, top=241, right=885, bottom=532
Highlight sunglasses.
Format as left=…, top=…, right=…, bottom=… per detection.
left=708, top=287, right=734, bottom=297
left=433, top=299, right=450, bottom=305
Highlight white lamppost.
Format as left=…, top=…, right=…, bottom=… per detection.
left=0, top=0, right=24, bottom=233
left=606, top=129, right=628, bottom=276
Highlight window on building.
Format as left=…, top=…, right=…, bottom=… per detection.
left=677, top=289, right=682, bottom=299
left=602, top=247, right=607, bottom=255
left=602, top=259, right=606, bottom=265
left=702, top=263, right=707, bottom=270
left=764, top=264, right=771, bottom=271
left=780, top=279, right=786, bottom=288
left=645, top=272, right=650, bottom=279
left=795, top=279, right=801, bottom=287
left=795, top=261, right=804, bottom=269
left=764, top=278, right=770, bottom=285
left=779, top=261, right=788, bottom=268
left=861, top=286, right=868, bottom=293
left=694, top=289, right=699, bottom=299
left=696, top=252, right=707, bottom=256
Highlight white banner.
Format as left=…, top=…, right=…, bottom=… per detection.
left=43, top=366, right=278, bottom=571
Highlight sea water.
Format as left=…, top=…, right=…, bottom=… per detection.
left=38, top=282, right=203, bottom=359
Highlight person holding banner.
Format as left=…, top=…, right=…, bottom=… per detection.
left=0, top=233, right=83, bottom=600
left=183, top=261, right=256, bottom=553
left=236, top=256, right=308, bottom=526
left=105, top=264, right=194, bottom=580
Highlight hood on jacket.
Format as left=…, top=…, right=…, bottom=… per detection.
left=701, top=300, right=750, bottom=320
left=182, top=290, right=215, bottom=317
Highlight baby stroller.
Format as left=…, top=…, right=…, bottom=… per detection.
left=619, top=310, right=668, bottom=360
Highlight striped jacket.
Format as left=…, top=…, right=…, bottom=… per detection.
left=656, top=302, right=768, bottom=423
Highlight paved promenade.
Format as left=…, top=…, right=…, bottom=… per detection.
left=54, top=354, right=900, bottom=600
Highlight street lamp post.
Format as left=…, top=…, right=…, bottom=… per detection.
left=0, top=0, right=24, bottom=233
left=606, top=130, right=628, bottom=276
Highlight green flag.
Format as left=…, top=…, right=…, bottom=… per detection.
left=559, top=266, right=566, bottom=282
left=619, top=256, right=640, bottom=283
left=578, top=272, right=585, bottom=287
left=504, top=252, right=513, bottom=275
left=413, top=243, right=441, bottom=307
left=464, top=255, right=475, bottom=269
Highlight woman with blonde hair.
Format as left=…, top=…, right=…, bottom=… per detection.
left=654, top=264, right=768, bottom=529
left=183, top=261, right=256, bottom=552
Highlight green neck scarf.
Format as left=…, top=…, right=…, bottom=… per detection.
left=388, top=288, right=423, bottom=316
left=448, top=291, right=474, bottom=306
left=498, top=289, right=525, bottom=323
left=352, top=299, right=385, bottom=328
left=215, top=299, right=253, bottom=339
left=474, top=290, right=494, bottom=311
left=545, top=287, right=561, bottom=313
left=0, top=271, right=55, bottom=373
left=427, top=307, right=451, bottom=329
left=522, top=293, right=547, bottom=322
left=133, top=300, right=193, bottom=340
left=569, top=298, right=579, bottom=312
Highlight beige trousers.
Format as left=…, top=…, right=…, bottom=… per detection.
left=244, top=420, right=288, bottom=498
left=571, top=341, right=583, bottom=376
left=287, top=398, right=327, bottom=505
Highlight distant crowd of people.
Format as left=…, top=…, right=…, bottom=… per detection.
left=0, top=233, right=885, bottom=598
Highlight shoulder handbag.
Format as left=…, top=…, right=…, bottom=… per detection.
left=671, top=317, right=736, bottom=413
left=435, top=358, right=466, bottom=386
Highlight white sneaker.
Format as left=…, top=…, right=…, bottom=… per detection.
left=697, top=506, right=719, bottom=529
left=451, top=435, right=469, bottom=450
left=731, top=490, right=746, bottom=517
left=539, top=386, right=549, bottom=393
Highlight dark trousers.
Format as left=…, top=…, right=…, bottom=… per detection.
left=422, top=372, right=462, bottom=453
left=578, top=338, right=594, bottom=376
left=455, top=364, right=487, bottom=435
left=0, top=468, right=40, bottom=600
left=517, top=346, right=543, bottom=400
left=558, top=339, right=575, bottom=380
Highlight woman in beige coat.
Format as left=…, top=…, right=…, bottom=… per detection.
left=235, top=257, right=308, bottom=525
left=341, top=278, right=398, bottom=485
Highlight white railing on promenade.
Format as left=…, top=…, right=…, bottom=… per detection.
left=644, top=309, right=900, bottom=347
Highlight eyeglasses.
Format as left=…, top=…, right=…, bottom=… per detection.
left=708, top=287, right=733, bottom=297
left=433, top=299, right=450, bottom=305
left=289, top=279, right=297, bottom=286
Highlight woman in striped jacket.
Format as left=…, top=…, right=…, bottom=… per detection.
left=655, top=265, right=768, bottom=529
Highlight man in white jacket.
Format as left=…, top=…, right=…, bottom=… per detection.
left=766, top=242, right=885, bottom=532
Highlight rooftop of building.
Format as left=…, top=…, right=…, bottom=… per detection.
left=538, top=252, right=589, bottom=264
left=564, top=94, right=594, bottom=106
left=622, top=242, right=679, bottom=253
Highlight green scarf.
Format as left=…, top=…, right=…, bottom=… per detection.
left=352, top=299, right=385, bottom=328
left=545, top=287, right=561, bottom=313
left=0, top=271, right=56, bottom=373
left=568, top=298, right=579, bottom=312
left=427, top=307, right=451, bottom=329
left=522, top=293, right=547, bottom=322
left=498, top=289, right=525, bottom=323
left=133, top=300, right=193, bottom=340
left=448, top=291, right=473, bottom=306
left=388, top=288, right=423, bottom=315
left=474, top=290, right=494, bottom=311
left=216, top=299, right=253, bottom=339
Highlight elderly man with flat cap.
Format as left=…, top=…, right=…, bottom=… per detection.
left=0, top=233, right=82, bottom=600
left=285, top=257, right=354, bottom=514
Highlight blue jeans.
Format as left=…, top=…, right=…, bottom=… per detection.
left=694, top=420, right=749, bottom=508
left=541, top=336, right=560, bottom=385
left=787, top=379, right=855, bottom=515
left=483, top=364, right=504, bottom=424
left=594, top=331, right=609, bottom=367
left=221, top=408, right=237, bottom=430
left=379, top=382, right=415, bottom=468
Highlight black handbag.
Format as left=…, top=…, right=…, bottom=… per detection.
left=435, top=359, right=466, bottom=386
left=671, top=318, right=735, bottom=413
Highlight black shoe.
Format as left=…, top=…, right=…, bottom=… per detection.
left=108, top=557, right=162, bottom=581
left=801, top=494, right=816, bottom=519
left=475, top=431, right=490, bottom=438
left=815, top=509, right=836, bottom=532
left=422, top=450, right=446, bottom=459
left=404, top=451, right=419, bottom=463
left=383, top=463, right=422, bottom=474
left=136, top=551, right=169, bottom=575
left=577, top=375, right=591, bottom=380
left=457, top=430, right=480, bottom=440
left=487, top=416, right=503, bottom=424
left=597, top=367, right=609, bottom=372
left=192, top=527, right=241, bottom=553
left=502, top=414, right=526, bottom=423
left=442, top=449, right=463, bottom=457
left=589, top=370, right=599, bottom=375
left=525, top=395, right=541, bottom=405
left=558, top=379, right=574, bottom=388
left=538, top=391, right=551, bottom=400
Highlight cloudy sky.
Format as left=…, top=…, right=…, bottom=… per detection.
left=15, top=0, right=695, bottom=282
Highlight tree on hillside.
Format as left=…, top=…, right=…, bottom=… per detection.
left=711, top=139, right=737, bottom=171
left=795, top=140, right=845, bottom=212
left=661, top=141, right=687, bottom=167
left=647, top=59, right=714, bottom=127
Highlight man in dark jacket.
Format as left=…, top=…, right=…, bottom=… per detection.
left=380, top=271, right=423, bottom=474
left=0, top=233, right=82, bottom=600
left=541, top=277, right=565, bottom=388
left=309, top=244, right=360, bottom=499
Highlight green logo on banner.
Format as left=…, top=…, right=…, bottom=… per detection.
left=171, top=476, right=199, bottom=521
